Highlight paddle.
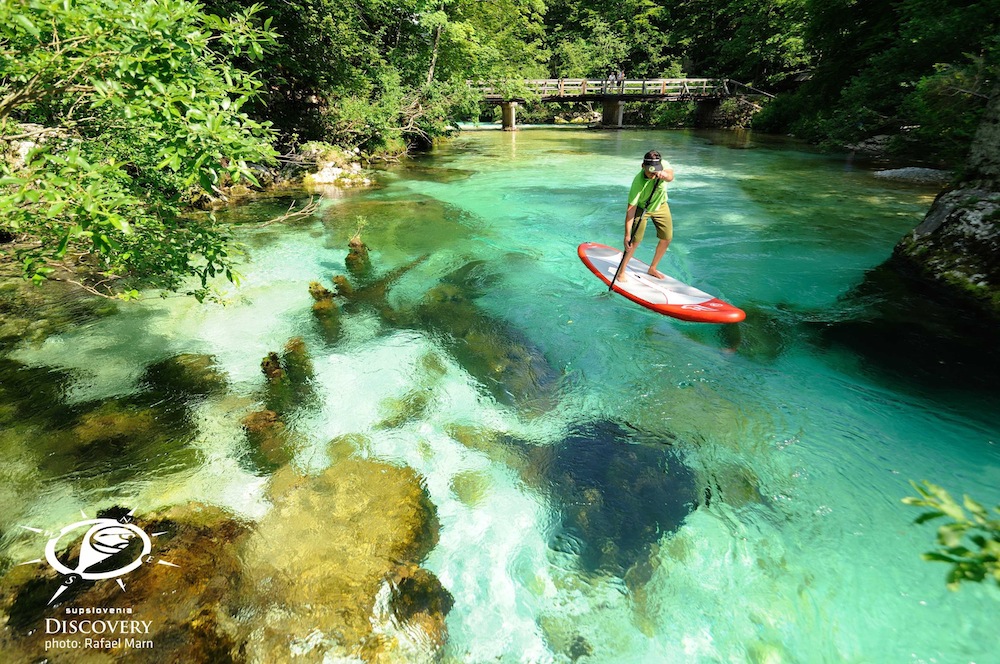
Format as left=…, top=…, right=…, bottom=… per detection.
left=609, top=178, right=661, bottom=291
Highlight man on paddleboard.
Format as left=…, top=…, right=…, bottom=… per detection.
left=618, top=150, right=674, bottom=282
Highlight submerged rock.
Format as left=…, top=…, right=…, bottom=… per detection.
left=57, top=397, right=200, bottom=485
left=308, top=280, right=334, bottom=302
left=0, top=465, right=451, bottom=663
left=510, top=420, right=698, bottom=577
left=0, top=278, right=117, bottom=349
left=335, top=253, right=429, bottom=317
left=240, top=458, right=450, bottom=661
left=240, top=408, right=292, bottom=470
left=260, top=351, right=284, bottom=382
left=376, top=388, right=434, bottom=429
left=498, top=420, right=701, bottom=578
left=141, top=353, right=228, bottom=396
left=807, top=259, right=1000, bottom=390
left=0, top=503, right=251, bottom=663
left=873, top=167, right=951, bottom=185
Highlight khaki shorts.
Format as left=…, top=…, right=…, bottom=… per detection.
left=632, top=204, right=673, bottom=243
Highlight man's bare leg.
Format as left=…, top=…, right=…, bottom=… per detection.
left=616, top=244, right=638, bottom=282
left=648, top=239, right=671, bottom=278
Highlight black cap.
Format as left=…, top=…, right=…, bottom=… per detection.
left=642, top=150, right=663, bottom=173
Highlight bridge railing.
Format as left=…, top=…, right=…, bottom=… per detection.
left=471, top=78, right=731, bottom=99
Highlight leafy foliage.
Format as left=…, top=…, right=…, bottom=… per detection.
left=903, top=481, right=1000, bottom=590
left=203, top=0, right=546, bottom=151
left=0, top=0, right=278, bottom=298
left=757, top=0, right=1000, bottom=165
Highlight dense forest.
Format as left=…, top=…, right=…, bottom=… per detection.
left=1, top=0, right=998, bottom=294
left=196, top=0, right=999, bottom=165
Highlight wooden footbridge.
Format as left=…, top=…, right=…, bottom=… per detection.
left=469, top=78, right=769, bottom=129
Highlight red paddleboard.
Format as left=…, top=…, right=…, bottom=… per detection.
left=578, top=242, right=745, bottom=324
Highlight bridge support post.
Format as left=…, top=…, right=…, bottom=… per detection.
left=601, top=100, right=624, bottom=128
left=501, top=101, right=518, bottom=131
left=694, top=99, right=722, bottom=128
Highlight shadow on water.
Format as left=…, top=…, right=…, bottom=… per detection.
left=804, top=258, right=1000, bottom=397
left=506, top=420, right=698, bottom=577
left=676, top=261, right=1000, bottom=412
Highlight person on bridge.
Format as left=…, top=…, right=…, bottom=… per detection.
left=618, top=150, right=674, bottom=282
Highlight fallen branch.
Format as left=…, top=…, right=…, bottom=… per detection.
left=258, top=196, right=320, bottom=227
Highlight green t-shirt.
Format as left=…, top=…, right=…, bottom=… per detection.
left=628, top=168, right=669, bottom=212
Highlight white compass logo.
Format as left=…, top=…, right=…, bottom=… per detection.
left=20, top=509, right=178, bottom=605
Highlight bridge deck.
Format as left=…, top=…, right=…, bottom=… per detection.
left=472, top=78, right=735, bottom=102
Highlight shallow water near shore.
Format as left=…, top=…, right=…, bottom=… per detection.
left=2, top=127, right=998, bottom=662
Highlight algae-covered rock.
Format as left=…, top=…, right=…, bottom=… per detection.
left=240, top=458, right=451, bottom=661
left=240, top=409, right=292, bottom=470
left=375, top=389, right=433, bottom=429
left=0, top=278, right=117, bottom=350
left=890, top=84, right=1000, bottom=317
left=0, top=504, right=251, bottom=664
left=893, top=187, right=1000, bottom=313
left=141, top=353, right=228, bottom=397
left=515, top=420, right=698, bottom=577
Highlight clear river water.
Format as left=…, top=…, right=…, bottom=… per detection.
left=2, top=127, right=998, bottom=663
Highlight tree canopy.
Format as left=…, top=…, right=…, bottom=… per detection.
left=0, top=0, right=278, bottom=298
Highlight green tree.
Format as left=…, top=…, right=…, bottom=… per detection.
left=758, top=0, right=1000, bottom=164
left=203, top=0, right=546, bottom=151
left=671, top=0, right=808, bottom=85
left=0, top=0, right=278, bottom=299
left=904, top=481, right=1000, bottom=590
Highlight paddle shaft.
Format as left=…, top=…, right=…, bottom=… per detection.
left=609, top=211, right=645, bottom=291
left=609, top=178, right=662, bottom=291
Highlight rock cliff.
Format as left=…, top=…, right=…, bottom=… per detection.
left=892, top=84, right=1000, bottom=316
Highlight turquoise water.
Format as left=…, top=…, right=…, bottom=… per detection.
left=3, top=127, right=999, bottom=662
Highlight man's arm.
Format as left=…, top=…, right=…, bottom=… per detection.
left=624, top=204, right=638, bottom=247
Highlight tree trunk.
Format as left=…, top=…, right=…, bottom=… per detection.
left=426, top=24, right=443, bottom=85
left=426, top=3, right=445, bottom=86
